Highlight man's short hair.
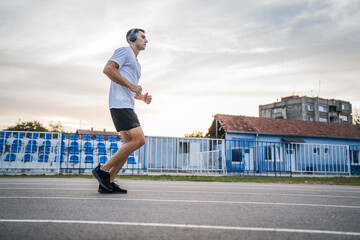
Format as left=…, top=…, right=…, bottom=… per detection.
left=126, top=28, right=145, bottom=43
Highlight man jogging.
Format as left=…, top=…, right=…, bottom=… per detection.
left=92, top=28, right=151, bottom=194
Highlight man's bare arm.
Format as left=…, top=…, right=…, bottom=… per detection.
left=103, top=60, right=142, bottom=95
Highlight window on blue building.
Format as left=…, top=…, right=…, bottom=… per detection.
left=231, top=148, right=242, bottom=162
left=313, top=147, right=320, bottom=154
left=324, top=148, right=329, bottom=154
left=351, top=150, right=359, bottom=164
left=265, top=146, right=272, bottom=161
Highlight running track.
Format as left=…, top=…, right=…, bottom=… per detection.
left=0, top=178, right=359, bottom=240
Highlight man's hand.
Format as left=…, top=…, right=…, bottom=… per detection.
left=130, top=84, right=143, bottom=95
left=143, top=92, right=152, bottom=104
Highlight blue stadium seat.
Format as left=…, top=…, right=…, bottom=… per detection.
left=44, top=133, right=52, bottom=139
left=0, top=145, right=4, bottom=153
left=55, top=141, right=66, bottom=154
left=40, top=146, right=51, bottom=154
left=42, top=140, right=51, bottom=147
left=27, top=140, right=38, bottom=146
left=84, top=142, right=92, bottom=148
left=0, top=131, right=11, bottom=138
left=69, top=155, right=79, bottom=163
left=84, top=147, right=93, bottom=155
left=26, top=140, right=38, bottom=153
left=97, top=142, right=106, bottom=149
left=83, top=135, right=92, bottom=141
left=12, top=139, right=23, bottom=146
left=11, top=140, right=23, bottom=153
left=98, top=148, right=107, bottom=155
left=38, top=154, right=49, bottom=162
left=85, top=155, right=94, bottom=163
left=110, top=143, right=118, bottom=155
left=70, top=141, right=79, bottom=148
left=25, top=145, right=36, bottom=153
left=29, top=133, right=39, bottom=139
left=0, top=139, right=7, bottom=145
left=111, top=148, right=118, bottom=155
left=23, top=154, right=33, bottom=162
left=99, top=156, right=108, bottom=164
left=96, top=135, right=104, bottom=141
left=70, top=134, right=79, bottom=140
left=70, top=147, right=79, bottom=154
left=10, top=145, right=21, bottom=153
left=110, top=143, right=118, bottom=149
left=4, top=153, right=16, bottom=161
left=59, top=133, right=66, bottom=140
left=15, top=132, right=25, bottom=139
left=108, top=136, right=116, bottom=142
left=127, top=156, right=136, bottom=164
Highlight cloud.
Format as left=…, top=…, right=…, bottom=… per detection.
left=0, top=0, right=359, bottom=136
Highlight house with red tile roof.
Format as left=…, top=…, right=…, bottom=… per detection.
left=206, top=114, right=360, bottom=175
left=207, top=114, right=360, bottom=144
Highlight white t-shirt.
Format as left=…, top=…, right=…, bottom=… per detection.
left=108, top=47, right=141, bottom=109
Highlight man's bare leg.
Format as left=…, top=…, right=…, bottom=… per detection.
left=101, top=126, right=145, bottom=182
left=106, top=132, right=131, bottom=182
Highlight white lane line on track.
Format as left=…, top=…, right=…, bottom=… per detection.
left=0, top=219, right=359, bottom=236
left=0, top=196, right=359, bottom=209
left=1, top=188, right=360, bottom=199
left=0, top=182, right=359, bottom=193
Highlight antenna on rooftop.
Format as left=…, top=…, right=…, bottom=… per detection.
left=318, top=80, right=321, bottom=97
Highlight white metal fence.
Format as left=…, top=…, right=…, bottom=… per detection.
left=289, top=143, right=350, bottom=175
left=1, top=130, right=359, bottom=176
left=0, top=131, right=62, bottom=174
left=225, top=140, right=355, bottom=176
left=141, top=136, right=225, bottom=174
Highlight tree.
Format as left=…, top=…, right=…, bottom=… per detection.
left=6, top=121, right=48, bottom=132
left=48, top=121, right=65, bottom=132
left=353, top=108, right=360, bottom=125
left=184, top=130, right=204, bottom=138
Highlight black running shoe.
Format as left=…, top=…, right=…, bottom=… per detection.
left=98, top=182, right=127, bottom=194
left=92, top=164, right=113, bottom=191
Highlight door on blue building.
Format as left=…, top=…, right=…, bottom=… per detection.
left=231, top=147, right=252, bottom=172
left=243, top=148, right=253, bottom=171
left=285, top=145, right=296, bottom=171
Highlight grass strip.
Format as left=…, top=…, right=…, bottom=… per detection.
left=1, top=174, right=359, bottom=186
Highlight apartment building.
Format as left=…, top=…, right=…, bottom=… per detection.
left=259, top=95, right=352, bottom=124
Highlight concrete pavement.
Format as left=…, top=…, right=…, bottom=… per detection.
left=0, top=177, right=359, bottom=240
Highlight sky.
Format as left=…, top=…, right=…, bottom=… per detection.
left=0, top=0, right=359, bottom=137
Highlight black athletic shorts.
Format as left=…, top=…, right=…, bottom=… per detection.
left=110, top=108, right=141, bottom=132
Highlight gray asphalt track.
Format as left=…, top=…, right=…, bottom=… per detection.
left=0, top=177, right=359, bottom=240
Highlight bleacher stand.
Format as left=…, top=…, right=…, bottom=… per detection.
left=0, top=131, right=140, bottom=174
